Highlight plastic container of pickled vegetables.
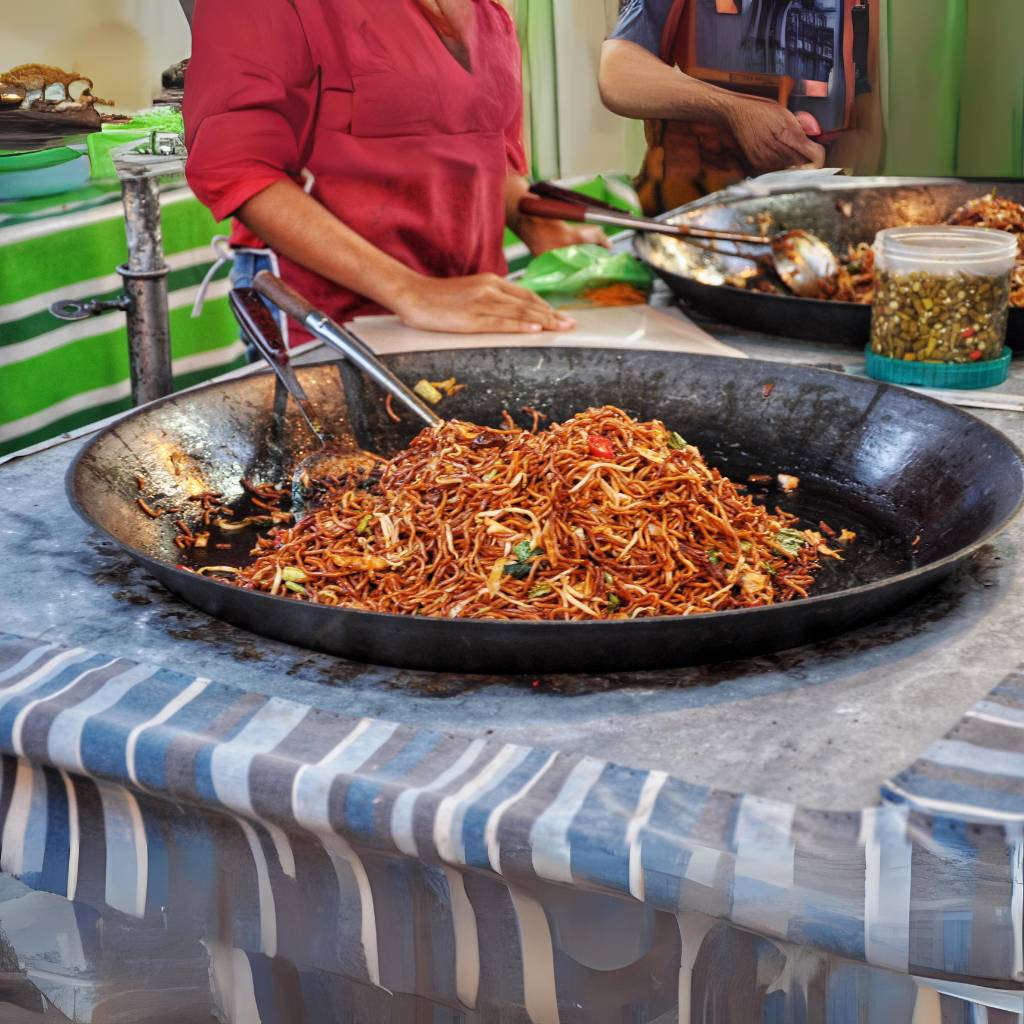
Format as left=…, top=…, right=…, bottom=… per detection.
left=869, top=226, right=1016, bottom=374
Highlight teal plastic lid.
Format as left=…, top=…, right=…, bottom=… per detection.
left=864, top=346, right=1012, bottom=389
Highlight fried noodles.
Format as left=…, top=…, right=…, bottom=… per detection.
left=228, top=407, right=838, bottom=620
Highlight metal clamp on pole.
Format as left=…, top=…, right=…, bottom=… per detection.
left=47, top=256, right=173, bottom=408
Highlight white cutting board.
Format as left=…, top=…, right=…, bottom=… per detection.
left=347, top=305, right=747, bottom=358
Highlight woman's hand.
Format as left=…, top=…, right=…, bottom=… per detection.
left=515, top=216, right=611, bottom=256
left=391, top=272, right=575, bottom=334
left=723, top=93, right=826, bottom=172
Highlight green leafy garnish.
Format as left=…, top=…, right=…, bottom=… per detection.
left=707, top=549, right=721, bottom=564
left=284, top=581, right=307, bottom=594
left=607, top=593, right=622, bottom=611
left=773, top=528, right=807, bottom=557
left=603, top=571, right=614, bottom=585
left=511, top=540, right=541, bottom=562
left=763, top=564, right=777, bottom=576
left=740, top=541, right=752, bottom=553
left=504, top=540, right=544, bottom=579
left=528, top=584, right=552, bottom=598
left=356, top=514, right=373, bottom=535
left=666, top=431, right=687, bottom=450
left=281, top=567, right=307, bottom=583
left=482, top=469, right=499, bottom=482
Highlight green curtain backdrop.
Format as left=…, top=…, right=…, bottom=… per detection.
left=884, top=0, right=1024, bottom=177
left=956, top=0, right=1024, bottom=178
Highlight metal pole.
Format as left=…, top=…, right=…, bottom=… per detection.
left=119, top=175, right=173, bottom=405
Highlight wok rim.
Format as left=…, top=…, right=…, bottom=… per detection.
left=67, top=351, right=1024, bottom=636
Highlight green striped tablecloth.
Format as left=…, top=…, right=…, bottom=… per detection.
left=0, top=184, right=244, bottom=457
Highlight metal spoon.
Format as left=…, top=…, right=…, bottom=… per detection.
left=517, top=195, right=838, bottom=298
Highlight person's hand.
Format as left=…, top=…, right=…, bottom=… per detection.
left=722, top=93, right=826, bottom=172
left=390, top=272, right=575, bottom=334
left=515, top=216, right=611, bottom=256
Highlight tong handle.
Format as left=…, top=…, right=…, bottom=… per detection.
left=253, top=270, right=319, bottom=325
left=530, top=180, right=624, bottom=213
left=519, top=195, right=589, bottom=222
left=254, top=271, right=443, bottom=430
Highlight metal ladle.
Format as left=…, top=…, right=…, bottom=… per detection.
left=518, top=195, right=838, bottom=298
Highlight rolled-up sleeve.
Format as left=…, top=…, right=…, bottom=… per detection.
left=183, top=0, right=318, bottom=221
left=608, top=0, right=676, bottom=57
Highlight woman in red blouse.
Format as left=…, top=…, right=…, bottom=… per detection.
left=183, top=0, right=602, bottom=344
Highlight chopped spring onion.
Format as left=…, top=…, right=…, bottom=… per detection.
left=707, top=549, right=722, bottom=564
left=528, top=584, right=552, bottom=598
left=607, top=593, right=622, bottom=611
left=284, top=581, right=307, bottom=594
left=666, top=431, right=687, bottom=450
left=772, top=528, right=807, bottom=557
left=504, top=540, right=544, bottom=579
left=281, top=567, right=307, bottom=583
left=356, top=514, right=373, bottom=535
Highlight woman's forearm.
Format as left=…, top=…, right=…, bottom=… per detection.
left=235, top=176, right=573, bottom=334
left=599, top=39, right=734, bottom=123
left=236, top=178, right=418, bottom=309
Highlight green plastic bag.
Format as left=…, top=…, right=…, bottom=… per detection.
left=519, top=244, right=653, bottom=301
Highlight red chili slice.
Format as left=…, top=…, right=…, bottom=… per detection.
left=588, top=434, right=615, bottom=460
left=969, top=349, right=983, bottom=361
left=960, top=326, right=977, bottom=340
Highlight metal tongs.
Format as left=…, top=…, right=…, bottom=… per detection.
left=229, top=279, right=441, bottom=517
left=519, top=187, right=838, bottom=297
left=229, top=287, right=326, bottom=441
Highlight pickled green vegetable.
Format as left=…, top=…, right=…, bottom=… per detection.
left=870, top=268, right=1010, bottom=363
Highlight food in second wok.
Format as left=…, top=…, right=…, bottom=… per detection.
left=725, top=191, right=1024, bottom=308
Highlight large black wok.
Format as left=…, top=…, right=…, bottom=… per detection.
left=637, top=178, right=1024, bottom=349
left=68, top=347, right=1023, bottom=674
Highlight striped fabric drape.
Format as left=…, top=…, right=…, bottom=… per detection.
left=0, top=628, right=1020, bottom=1024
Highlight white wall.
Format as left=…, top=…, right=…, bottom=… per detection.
left=551, top=0, right=646, bottom=179
left=0, top=1, right=191, bottom=113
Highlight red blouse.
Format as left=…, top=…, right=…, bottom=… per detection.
left=184, top=0, right=526, bottom=340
